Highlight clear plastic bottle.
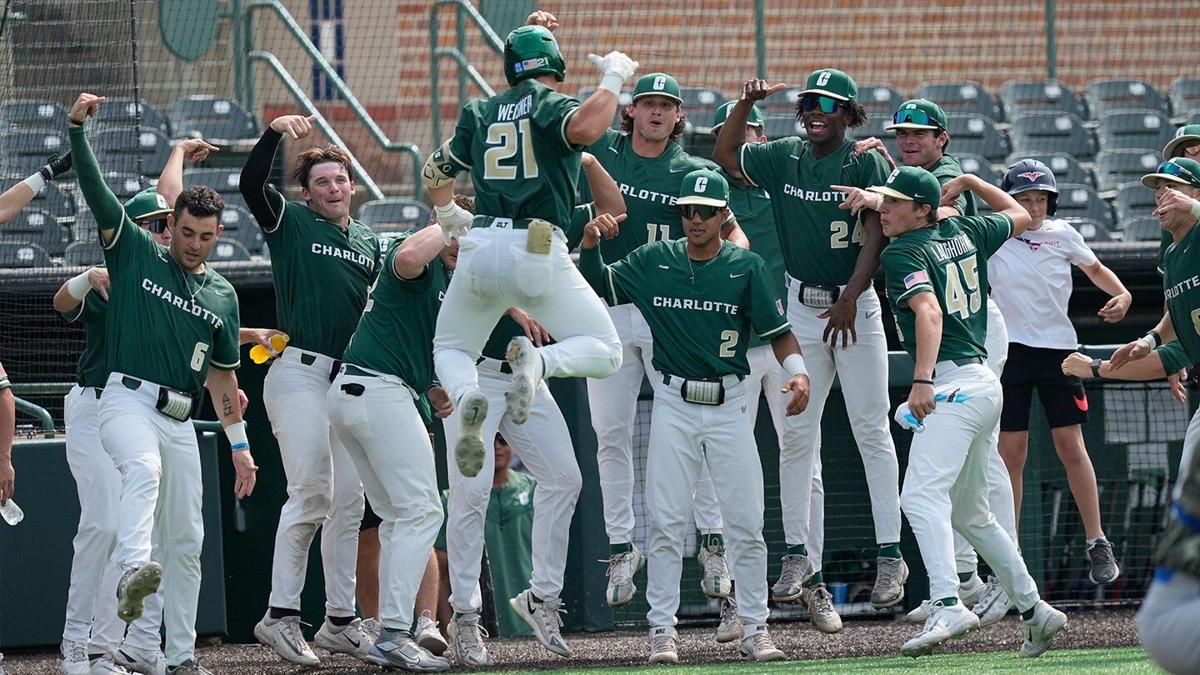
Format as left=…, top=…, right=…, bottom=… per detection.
left=0, top=499, right=23, bottom=526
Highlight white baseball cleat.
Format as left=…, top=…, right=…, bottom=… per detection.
left=972, top=575, right=1014, bottom=627
left=605, top=547, right=645, bottom=607
left=738, top=625, right=785, bottom=662
left=901, top=601, right=979, bottom=657
left=504, top=336, right=542, bottom=425
left=771, top=554, right=815, bottom=603
left=253, top=613, right=320, bottom=666
left=1020, top=600, right=1067, bottom=658
left=366, top=630, right=450, bottom=672
left=447, top=611, right=493, bottom=667
left=698, top=544, right=732, bottom=599
left=801, top=583, right=843, bottom=634
left=90, top=654, right=134, bottom=675
left=415, top=612, right=448, bottom=656
left=871, top=557, right=909, bottom=609
left=648, top=626, right=679, bottom=664
left=116, top=563, right=163, bottom=624
left=715, top=596, right=741, bottom=644
left=455, top=389, right=489, bottom=478
left=315, top=617, right=375, bottom=662
left=360, top=617, right=383, bottom=643
left=113, top=643, right=167, bottom=675
left=60, top=638, right=92, bottom=675
left=906, top=574, right=989, bottom=623
left=510, top=589, right=571, bottom=657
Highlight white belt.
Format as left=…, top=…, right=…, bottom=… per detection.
left=278, top=346, right=339, bottom=374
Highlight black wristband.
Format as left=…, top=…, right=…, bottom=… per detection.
left=913, top=378, right=934, bottom=386
left=1090, top=358, right=1103, bottom=379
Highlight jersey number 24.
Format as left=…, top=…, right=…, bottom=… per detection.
left=483, top=120, right=538, bottom=180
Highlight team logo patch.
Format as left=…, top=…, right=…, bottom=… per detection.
left=903, top=270, right=930, bottom=289
left=1017, top=171, right=1045, bottom=183
left=513, top=57, right=548, bottom=74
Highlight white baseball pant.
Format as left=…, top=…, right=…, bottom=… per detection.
left=590, top=303, right=724, bottom=545
left=263, top=350, right=362, bottom=618
left=899, top=362, right=1039, bottom=610
left=780, top=281, right=901, bottom=550
left=445, top=359, right=581, bottom=611
left=433, top=224, right=622, bottom=408
left=745, top=345, right=825, bottom=566
left=63, top=385, right=163, bottom=653
left=954, top=298, right=1019, bottom=573
left=1138, top=570, right=1200, bottom=675
left=98, top=372, right=204, bottom=666
left=645, top=376, right=769, bottom=628
left=326, top=371, right=443, bottom=633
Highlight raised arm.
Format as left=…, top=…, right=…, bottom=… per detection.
left=714, top=80, right=787, bottom=180
left=53, top=266, right=109, bottom=313
left=66, top=93, right=125, bottom=244
left=0, top=152, right=72, bottom=225
left=158, top=138, right=220, bottom=207
left=566, top=52, right=639, bottom=147
left=580, top=152, right=625, bottom=218
left=239, top=115, right=314, bottom=230
left=577, top=214, right=626, bottom=304
left=393, top=226, right=449, bottom=280
left=942, top=174, right=1031, bottom=236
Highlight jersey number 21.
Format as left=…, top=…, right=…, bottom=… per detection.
left=483, top=120, right=538, bottom=180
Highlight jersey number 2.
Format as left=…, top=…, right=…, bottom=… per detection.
left=483, top=120, right=538, bottom=180
left=718, top=330, right=738, bottom=358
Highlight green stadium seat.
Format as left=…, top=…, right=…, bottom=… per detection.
left=0, top=241, right=53, bottom=268
left=71, top=210, right=99, bottom=243
left=1086, top=79, right=1171, bottom=120
left=1122, top=216, right=1162, bottom=242
left=1094, top=149, right=1161, bottom=192
left=1114, top=181, right=1158, bottom=222
left=916, top=81, right=1004, bottom=122
left=0, top=129, right=70, bottom=178
left=218, top=204, right=256, bottom=232
left=1061, top=217, right=1114, bottom=242
left=63, top=241, right=104, bottom=268
left=93, top=97, right=172, bottom=136
left=1097, top=110, right=1174, bottom=151
left=682, top=126, right=716, bottom=161
left=359, top=198, right=432, bottom=231
left=1055, top=183, right=1115, bottom=227
left=169, top=96, right=259, bottom=143
left=1001, top=80, right=1089, bottom=119
left=944, top=114, right=1010, bottom=161
left=1006, top=152, right=1094, bottom=188
left=956, top=154, right=1002, bottom=186
left=1169, top=76, right=1200, bottom=120
left=847, top=117, right=897, bottom=158
left=1010, top=112, right=1097, bottom=160
left=91, top=127, right=172, bottom=177
left=207, top=239, right=252, bottom=264
left=0, top=100, right=68, bottom=131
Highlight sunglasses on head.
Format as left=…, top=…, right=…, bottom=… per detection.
left=1160, top=160, right=1199, bottom=186
left=799, top=95, right=844, bottom=114
left=892, top=108, right=940, bottom=128
left=679, top=204, right=722, bottom=221
left=139, top=217, right=169, bottom=234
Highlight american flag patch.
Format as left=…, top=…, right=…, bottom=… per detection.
left=776, top=299, right=785, bottom=315
left=513, top=57, right=548, bottom=74
left=903, top=270, right=930, bottom=289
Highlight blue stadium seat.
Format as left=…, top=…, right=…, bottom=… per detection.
left=207, top=239, right=252, bottom=265
left=1000, top=80, right=1088, bottom=119
left=0, top=100, right=68, bottom=131
left=762, top=113, right=805, bottom=140
left=1055, top=183, right=1115, bottom=227
left=1006, top=152, right=1094, bottom=188
left=1062, top=217, right=1114, bottom=243
left=1169, top=76, right=1200, bottom=120
left=1085, top=79, right=1171, bottom=120
left=1094, top=149, right=1161, bottom=192
left=94, top=97, right=172, bottom=136
left=916, top=81, right=1004, bottom=122
left=1097, top=110, right=1174, bottom=151
left=859, top=84, right=905, bottom=119
left=0, top=129, right=70, bottom=178
left=91, top=127, right=172, bottom=177
left=1009, top=112, right=1097, bottom=160
left=944, top=114, right=1010, bottom=162
left=956, top=154, right=1002, bottom=186
left=1122, top=216, right=1162, bottom=242
left=183, top=167, right=243, bottom=195
left=63, top=241, right=104, bottom=268
left=359, top=198, right=432, bottom=231
left=169, top=96, right=259, bottom=142
left=0, top=241, right=53, bottom=268
left=1114, top=181, right=1157, bottom=222
left=7, top=207, right=69, bottom=256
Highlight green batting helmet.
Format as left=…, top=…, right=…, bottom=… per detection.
left=503, top=25, right=566, bottom=86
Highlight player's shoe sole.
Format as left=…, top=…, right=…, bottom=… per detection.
left=504, top=337, right=538, bottom=425
left=116, top=562, right=163, bottom=623
left=454, top=391, right=489, bottom=478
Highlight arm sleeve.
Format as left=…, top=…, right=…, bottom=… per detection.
left=1157, top=340, right=1193, bottom=374
left=606, top=249, right=644, bottom=306
left=532, top=91, right=584, bottom=153
left=563, top=203, right=595, bottom=252
left=238, top=128, right=289, bottom=234
left=746, top=256, right=791, bottom=340
left=883, top=244, right=934, bottom=306
left=960, top=214, right=1015, bottom=259
left=208, top=294, right=242, bottom=370
left=578, top=245, right=621, bottom=305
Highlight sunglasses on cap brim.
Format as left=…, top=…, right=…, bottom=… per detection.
left=892, top=108, right=941, bottom=129
left=678, top=204, right=723, bottom=220
left=799, top=95, right=845, bottom=114
left=1159, top=161, right=1200, bottom=186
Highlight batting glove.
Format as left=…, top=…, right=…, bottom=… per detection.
left=434, top=201, right=473, bottom=244
left=39, top=152, right=73, bottom=181
left=588, top=51, right=639, bottom=95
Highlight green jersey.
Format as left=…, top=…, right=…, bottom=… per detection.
left=59, top=273, right=109, bottom=389
left=1162, top=222, right=1200, bottom=368
left=439, top=79, right=583, bottom=228
left=262, top=201, right=380, bottom=359
left=724, top=169, right=782, bottom=348
left=929, top=154, right=978, bottom=217
left=1157, top=340, right=1192, bottom=375
left=883, top=213, right=1015, bottom=363
left=581, top=239, right=789, bottom=378
left=738, top=138, right=889, bottom=285
left=342, top=238, right=447, bottom=392
left=586, top=129, right=712, bottom=262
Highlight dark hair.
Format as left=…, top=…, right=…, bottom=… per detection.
left=453, top=193, right=476, bottom=215
left=795, top=99, right=868, bottom=128
left=620, top=102, right=687, bottom=141
left=291, top=146, right=355, bottom=189
left=173, top=186, right=224, bottom=221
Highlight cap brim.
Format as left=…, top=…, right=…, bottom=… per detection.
left=1141, top=173, right=1194, bottom=189
left=884, top=122, right=940, bottom=131
left=1163, top=135, right=1200, bottom=160
left=676, top=196, right=727, bottom=207
left=798, top=88, right=851, bottom=102
left=866, top=186, right=913, bottom=201
left=710, top=121, right=762, bottom=135
left=632, top=91, right=683, bottom=104
left=132, top=208, right=173, bottom=220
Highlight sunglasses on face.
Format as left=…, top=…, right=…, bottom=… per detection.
left=799, top=95, right=844, bottom=114
left=892, top=108, right=940, bottom=128
left=139, top=217, right=169, bottom=234
left=679, top=204, right=722, bottom=221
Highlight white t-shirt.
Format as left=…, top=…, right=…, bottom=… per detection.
left=988, top=218, right=1097, bottom=349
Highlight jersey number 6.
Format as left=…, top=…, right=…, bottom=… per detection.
left=190, top=342, right=209, bottom=372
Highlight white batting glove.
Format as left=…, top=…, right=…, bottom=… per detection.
left=434, top=201, right=473, bottom=244
left=588, top=51, right=639, bottom=95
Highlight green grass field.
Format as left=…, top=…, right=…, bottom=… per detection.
left=546, top=647, right=1153, bottom=674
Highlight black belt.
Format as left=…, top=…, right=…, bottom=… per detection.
left=476, top=356, right=513, bottom=374
left=121, top=376, right=201, bottom=421
left=299, top=352, right=342, bottom=382
left=952, top=356, right=984, bottom=367
left=343, top=364, right=378, bottom=378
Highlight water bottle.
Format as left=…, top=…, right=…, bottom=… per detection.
left=1, top=499, right=24, bottom=526
left=249, top=333, right=290, bottom=365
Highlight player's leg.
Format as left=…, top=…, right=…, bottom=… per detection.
left=499, top=381, right=581, bottom=656
left=1138, top=571, right=1200, bottom=674
left=321, top=431, right=365, bottom=623
left=157, top=419, right=205, bottom=669
left=998, top=343, right=1036, bottom=522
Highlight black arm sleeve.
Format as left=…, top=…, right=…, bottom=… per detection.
left=239, top=128, right=287, bottom=231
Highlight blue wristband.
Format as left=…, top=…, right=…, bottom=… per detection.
left=231, top=442, right=250, bottom=453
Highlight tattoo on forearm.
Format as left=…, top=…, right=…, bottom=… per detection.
left=222, top=393, right=233, bottom=418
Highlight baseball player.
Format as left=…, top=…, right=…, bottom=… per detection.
left=1106, top=156, right=1200, bottom=674
left=67, top=92, right=256, bottom=675
left=714, top=70, right=903, bottom=630
left=444, top=162, right=625, bottom=666
left=586, top=73, right=745, bottom=608
left=0, top=151, right=72, bottom=224
left=0, top=362, right=7, bottom=675
left=240, top=115, right=381, bottom=665
left=422, top=22, right=633, bottom=492
left=709, top=100, right=825, bottom=641
left=1164, top=123, right=1200, bottom=162
left=847, top=98, right=1018, bottom=624
left=326, top=223, right=457, bottom=672
left=872, top=166, right=1066, bottom=658
left=580, top=168, right=811, bottom=663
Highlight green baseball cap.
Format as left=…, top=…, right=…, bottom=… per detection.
left=886, top=99, right=947, bottom=132
left=1163, top=124, right=1200, bottom=160
left=798, top=68, right=857, bottom=102
left=632, top=73, right=683, bottom=104
left=676, top=169, right=729, bottom=208
left=866, top=166, right=942, bottom=211
left=124, top=188, right=172, bottom=221
left=1141, top=157, right=1200, bottom=190
left=711, top=101, right=764, bottom=135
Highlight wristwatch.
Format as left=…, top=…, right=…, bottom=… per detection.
left=1090, top=358, right=1103, bottom=379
